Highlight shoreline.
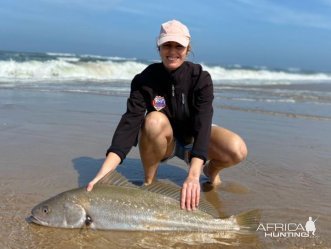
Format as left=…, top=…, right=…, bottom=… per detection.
left=1, top=88, right=330, bottom=248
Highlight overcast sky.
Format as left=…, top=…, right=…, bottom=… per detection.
left=1, top=0, right=331, bottom=72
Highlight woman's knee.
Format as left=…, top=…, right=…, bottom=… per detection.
left=230, top=137, right=248, bottom=164
left=142, top=112, right=172, bottom=137
left=213, top=137, right=247, bottom=166
left=209, top=126, right=248, bottom=165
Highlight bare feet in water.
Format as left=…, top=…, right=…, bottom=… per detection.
left=203, top=162, right=222, bottom=185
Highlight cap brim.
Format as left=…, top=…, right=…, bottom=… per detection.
left=157, top=35, right=190, bottom=47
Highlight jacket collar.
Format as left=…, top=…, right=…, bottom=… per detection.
left=161, top=61, right=189, bottom=83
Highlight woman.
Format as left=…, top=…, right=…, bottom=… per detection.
left=87, top=20, right=247, bottom=211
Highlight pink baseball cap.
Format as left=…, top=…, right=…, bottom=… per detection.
left=157, top=20, right=191, bottom=47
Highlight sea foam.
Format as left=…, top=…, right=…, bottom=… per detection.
left=0, top=51, right=331, bottom=85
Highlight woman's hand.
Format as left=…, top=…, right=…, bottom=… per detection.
left=86, top=152, right=121, bottom=192
left=86, top=177, right=102, bottom=192
left=181, top=176, right=200, bottom=211
left=180, top=157, right=203, bottom=211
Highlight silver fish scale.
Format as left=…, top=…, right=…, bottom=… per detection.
left=71, top=185, right=240, bottom=232
left=31, top=170, right=246, bottom=231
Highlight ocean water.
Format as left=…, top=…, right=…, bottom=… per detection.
left=1, top=50, right=331, bottom=120
left=1, top=50, right=331, bottom=248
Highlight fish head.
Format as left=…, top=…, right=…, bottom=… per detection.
left=30, top=193, right=87, bottom=228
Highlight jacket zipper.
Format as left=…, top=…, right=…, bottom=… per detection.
left=171, top=84, right=177, bottom=119
left=171, top=84, right=188, bottom=121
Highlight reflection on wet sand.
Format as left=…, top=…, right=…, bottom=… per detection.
left=1, top=90, right=330, bottom=248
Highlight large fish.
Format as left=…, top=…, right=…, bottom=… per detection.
left=30, top=171, right=259, bottom=232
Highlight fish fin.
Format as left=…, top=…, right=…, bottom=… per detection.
left=234, top=209, right=261, bottom=230
left=141, top=180, right=220, bottom=217
left=97, top=170, right=137, bottom=188
left=198, top=199, right=220, bottom=218
left=141, top=180, right=181, bottom=200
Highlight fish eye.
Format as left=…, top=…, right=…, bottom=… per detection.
left=42, top=205, right=50, bottom=214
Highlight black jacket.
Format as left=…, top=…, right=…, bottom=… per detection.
left=107, top=61, right=214, bottom=163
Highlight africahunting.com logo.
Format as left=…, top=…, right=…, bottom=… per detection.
left=257, top=216, right=318, bottom=238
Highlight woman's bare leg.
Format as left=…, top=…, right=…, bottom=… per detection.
left=139, top=111, right=175, bottom=184
left=204, top=125, right=248, bottom=185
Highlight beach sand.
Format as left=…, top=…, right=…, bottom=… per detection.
left=0, top=89, right=330, bottom=248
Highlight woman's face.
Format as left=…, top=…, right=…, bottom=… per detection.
left=159, top=41, right=188, bottom=71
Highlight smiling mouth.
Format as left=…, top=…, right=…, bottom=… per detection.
left=167, top=56, right=179, bottom=61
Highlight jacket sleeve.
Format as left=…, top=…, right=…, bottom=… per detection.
left=106, top=74, right=146, bottom=162
left=190, top=71, right=214, bottom=163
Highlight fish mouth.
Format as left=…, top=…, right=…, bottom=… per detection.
left=28, top=215, right=48, bottom=226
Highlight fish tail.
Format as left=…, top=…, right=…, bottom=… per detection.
left=235, top=209, right=261, bottom=231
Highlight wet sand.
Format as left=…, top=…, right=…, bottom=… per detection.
left=1, top=89, right=330, bottom=248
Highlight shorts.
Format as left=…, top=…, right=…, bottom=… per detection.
left=161, top=138, right=193, bottom=165
left=160, top=124, right=217, bottom=164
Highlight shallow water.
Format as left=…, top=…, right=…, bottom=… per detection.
left=0, top=89, right=330, bottom=248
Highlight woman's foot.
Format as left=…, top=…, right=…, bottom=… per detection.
left=203, top=162, right=222, bottom=185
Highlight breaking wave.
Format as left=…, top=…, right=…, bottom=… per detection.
left=0, top=51, right=330, bottom=85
